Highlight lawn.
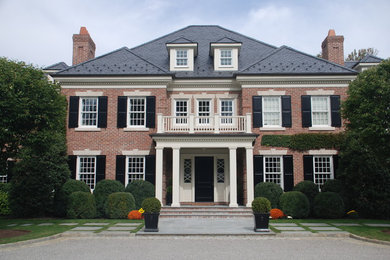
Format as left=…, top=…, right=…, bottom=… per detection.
left=0, top=218, right=144, bottom=244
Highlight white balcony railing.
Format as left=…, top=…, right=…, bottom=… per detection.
left=157, top=114, right=252, bottom=134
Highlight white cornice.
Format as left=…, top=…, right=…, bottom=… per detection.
left=168, top=79, right=240, bottom=91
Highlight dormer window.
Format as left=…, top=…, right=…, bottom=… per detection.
left=166, top=38, right=198, bottom=71
left=220, top=49, right=232, bottom=66
left=176, top=50, right=188, bottom=66
left=210, top=38, right=242, bottom=71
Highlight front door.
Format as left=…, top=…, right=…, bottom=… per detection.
left=195, top=157, right=214, bottom=202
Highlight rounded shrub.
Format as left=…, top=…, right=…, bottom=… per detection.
left=313, top=192, right=345, bottom=219
left=125, top=180, right=155, bottom=209
left=67, top=191, right=96, bottom=219
left=141, top=197, right=161, bottom=213
left=251, top=197, right=271, bottom=214
left=279, top=191, right=310, bottom=218
left=105, top=192, right=135, bottom=219
left=0, top=183, right=11, bottom=193
left=321, top=179, right=343, bottom=193
left=293, top=181, right=319, bottom=204
left=93, top=180, right=125, bottom=217
left=0, top=191, right=11, bottom=216
left=54, top=179, right=91, bottom=217
left=254, top=182, right=283, bottom=208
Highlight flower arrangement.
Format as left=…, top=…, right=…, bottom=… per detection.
left=347, top=210, right=359, bottom=219
left=128, top=209, right=144, bottom=220
left=270, top=208, right=285, bottom=219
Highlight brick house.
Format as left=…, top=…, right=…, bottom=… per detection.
left=46, top=26, right=381, bottom=207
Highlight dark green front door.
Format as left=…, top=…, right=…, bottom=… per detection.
left=195, top=157, right=214, bottom=202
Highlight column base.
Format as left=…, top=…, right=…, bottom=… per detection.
left=246, top=202, right=252, bottom=207
left=171, top=203, right=180, bottom=207
left=229, top=203, right=238, bottom=207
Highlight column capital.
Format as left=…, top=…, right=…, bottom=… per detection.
left=229, top=146, right=237, bottom=151
left=245, top=146, right=254, bottom=150
left=155, top=147, right=164, bottom=151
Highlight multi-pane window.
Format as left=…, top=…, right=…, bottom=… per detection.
left=217, top=159, right=225, bottom=183
left=313, top=156, right=333, bottom=189
left=78, top=156, right=96, bottom=190
left=128, top=97, right=146, bottom=127
left=263, top=97, right=281, bottom=126
left=175, top=100, right=188, bottom=124
left=176, top=50, right=188, bottom=66
left=198, top=100, right=210, bottom=124
left=127, top=156, right=145, bottom=183
left=312, top=96, right=330, bottom=126
left=220, top=100, right=233, bottom=124
left=184, top=159, right=192, bottom=183
left=80, top=98, right=98, bottom=127
left=264, top=156, right=283, bottom=187
left=220, top=49, right=232, bottom=66
left=0, top=175, right=7, bottom=183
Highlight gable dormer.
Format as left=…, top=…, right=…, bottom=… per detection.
left=166, top=37, right=198, bottom=71
left=210, top=37, right=242, bottom=71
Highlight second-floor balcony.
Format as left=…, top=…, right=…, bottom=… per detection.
left=157, top=113, right=252, bottom=134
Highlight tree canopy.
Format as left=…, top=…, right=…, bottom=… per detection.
left=346, top=48, right=379, bottom=61
left=0, top=58, right=69, bottom=216
left=339, top=59, right=390, bottom=218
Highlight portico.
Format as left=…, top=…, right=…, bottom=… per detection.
left=151, top=134, right=257, bottom=207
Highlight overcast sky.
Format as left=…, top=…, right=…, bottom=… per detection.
left=0, top=0, right=389, bottom=68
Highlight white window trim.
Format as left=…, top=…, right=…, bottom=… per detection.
left=219, top=49, right=233, bottom=67
left=174, top=99, right=190, bottom=125
left=78, top=97, right=98, bottom=128
left=263, top=156, right=284, bottom=189
left=312, top=155, right=334, bottom=189
left=175, top=49, right=189, bottom=68
left=219, top=99, right=235, bottom=125
left=125, top=156, right=145, bottom=186
left=311, top=96, right=331, bottom=127
left=262, top=96, right=282, bottom=128
left=76, top=156, right=96, bottom=191
left=127, top=97, right=146, bottom=128
left=196, top=98, right=213, bottom=126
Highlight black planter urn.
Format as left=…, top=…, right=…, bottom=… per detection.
left=253, top=213, right=270, bottom=232
left=143, top=212, right=160, bottom=232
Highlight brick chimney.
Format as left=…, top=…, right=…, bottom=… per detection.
left=72, top=27, right=96, bottom=66
left=321, top=29, right=344, bottom=66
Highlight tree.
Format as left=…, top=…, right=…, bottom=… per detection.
left=0, top=58, right=69, bottom=216
left=339, top=59, right=390, bottom=218
left=346, top=48, right=379, bottom=61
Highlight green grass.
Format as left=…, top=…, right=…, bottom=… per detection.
left=270, top=218, right=390, bottom=241
left=0, top=218, right=144, bottom=244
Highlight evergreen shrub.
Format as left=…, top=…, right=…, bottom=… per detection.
left=313, top=192, right=345, bottom=219
left=254, top=182, right=283, bottom=208
left=93, top=180, right=125, bottom=217
left=0, top=191, right=11, bottom=215
left=67, top=191, right=96, bottom=219
left=280, top=191, right=310, bottom=218
left=105, top=192, right=135, bottom=219
left=141, top=197, right=161, bottom=213
left=125, top=180, right=154, bottom=209
left=54, top=179, right=90, bottom=217
left=251, top=197, right=271, bottom=214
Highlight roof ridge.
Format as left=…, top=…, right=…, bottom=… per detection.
left=44, top=61, right=68, bottom=70
left=240, top=46, right=284, bottom=72
left=123, top=47, right=170, bottom=74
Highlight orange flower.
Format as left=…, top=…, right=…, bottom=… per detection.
left=128, top=210, right=143, bottom=220
left=270, top=208, right=285, bottom=219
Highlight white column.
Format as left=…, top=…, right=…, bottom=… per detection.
left=155, top=147, right=163, bottom=203
left=214, top=114, right=220, bottom=134
left=229, top=147, right=238, bottom=207
left=246, top=147, right=254, bottom=207
left=189, top=114, right=195, bottom=134
left=246, top=113, right=252, bottom=133
left=157, top=113, right=163, bottom=133
left=171, top=147, right=181, bottom=207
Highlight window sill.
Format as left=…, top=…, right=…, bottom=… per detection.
left=75, top=127, right=101, bottom=132
left=123, top=127, right=150, bottom=132
left=309, top=126, right=335, bottom=131
left=260, top=127, right=286, bottom=131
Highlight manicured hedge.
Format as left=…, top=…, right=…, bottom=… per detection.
left=0, top=191, right=11, bottom=216
left=67, top=191, right=96, bottom=219
left=254, top=182, right=283, bottom=208
left=105, top=192, right=135, bottom=219
left=251, top=197, right=271, bottom=214
left=313, top=192, right=345, bottom=219
left=125, top=180, right=154, bottom=209
left=141, top=197, right=161, bottom=213
left=279, top=191, right=310, bottom=218
left=321, top=179, right=343, bottom=193
left=293, top=181, right=319, bottom=215
left=93, top=180, right=125, bottom=217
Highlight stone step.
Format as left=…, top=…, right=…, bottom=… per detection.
left=160, top=206, right=253, bottom=218
left=160, top=214, right=252, bottom=218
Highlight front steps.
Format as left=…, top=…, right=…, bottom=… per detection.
left=160, top=206, right=252, bottom=218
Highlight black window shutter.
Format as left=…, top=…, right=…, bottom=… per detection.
left=330, top=95, right=341, bottom=127
left=96, top=155, right=106, bottom=184
left=116, top=155, right=126, bottom=185
left=281, top=95, right=292, bottom=127
left=333, top=155, right=339, bottom=177
left=303, top=155, right=314, bottom=181
left=68, top=155, right=77, bottom=179
left=283, top=155, right=294, bottom=191
left=301, top=95, right=312, bottom=127
left=98, top=96, right=108, bottom=128
left=145, top=155, right=156, bottom=185
left=253, top=155, right=264, bottom=186
left=68, top=96, right=79, bottom=128
left=117, top=96, right=127, bottom=128
left=252, top=96, right=262, bottom=128
left=146, top=96, right=156, bottom=128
